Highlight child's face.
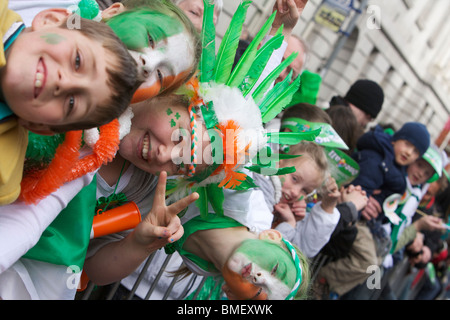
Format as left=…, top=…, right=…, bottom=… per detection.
left=392, top=139, right=420, bottom=166
left=177, top=0, right=219, bottom=33
left=106, top=9, right=195, bottom=103
left=407, top=158, right=434, bottom=185
left=278, top=156, right=322, bottom=205
left=223, top=233, right=297, bottom=300
left=1, top=21, right=114, bottom=128
left=119, top=98, right=210, bottom=176
left=128, top=30, right=193, bottom=102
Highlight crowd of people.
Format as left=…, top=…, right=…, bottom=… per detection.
left=0, top=0, right=449, bottom=301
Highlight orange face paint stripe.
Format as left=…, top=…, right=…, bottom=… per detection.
left=131, top=70, right=192, bottom=104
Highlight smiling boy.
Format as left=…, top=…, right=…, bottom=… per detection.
left=351, top=122, right=431, bottom=221
left=0, top=4, right=140, bottom=205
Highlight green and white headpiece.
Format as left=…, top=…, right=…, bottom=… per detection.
left=166, top=0, right=320, bottom=218
left=280, top=117, right=349, bottom=150
left=281, top=238, right=303, bottom=300
left=422, top=144, right=445, bottom=183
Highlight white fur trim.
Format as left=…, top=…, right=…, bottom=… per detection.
left=200, top=83, right=267, bottom=161
left=271, top=175, right=282, bottom=204
left=118, top=107, right=134, bottom=140
left=83, top=107, right=134, bottom=148
left=83, top=128, right=99, bottom=148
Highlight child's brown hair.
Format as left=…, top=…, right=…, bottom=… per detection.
left=281, top=103, right=332, bottom=125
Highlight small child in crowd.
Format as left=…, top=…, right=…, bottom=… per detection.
left=270, top=102, right=367, bottom=258
left=0, top=3, right=140, bottom=205
left=270, top=141, right=342, bottom=258
left=352, top=121, right=431, bottom=222
left=384, top=145, right=445, bottom=267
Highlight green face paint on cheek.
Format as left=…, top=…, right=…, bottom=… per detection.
left=236, top=239, right=296, bottom=288
left=41, top=33, right=66, bottom=45
left=166, top=108, right=173, bottom=116
left=170, top=119, right=176, bottom=127
left=175, top=112, right=181, bottom=120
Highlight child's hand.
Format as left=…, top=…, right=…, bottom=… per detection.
left=270, top=0, right=309, bottom=37
left=291, top=199, right=307, bottom=221
left=320, top=177, right=340, bottom=213
left=132, top=171, right=198, bottom=252
left=360, top=195, right=381, bottom=221
left=414, top=214, right=446, bottom=232
left=273, top=203, right=297, bottom=228
left=340, top=185, right=368, bottom=211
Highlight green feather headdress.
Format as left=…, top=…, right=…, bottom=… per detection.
left=166, top=0, right=320, bottom=218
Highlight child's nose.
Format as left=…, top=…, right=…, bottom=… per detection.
left=54, top=70, right=86, bottom=95
left=291, top=187, right=304, bottom=202
left=139, top=49, right=164, bottom=78
left=156, top=144, right=173, bottom=164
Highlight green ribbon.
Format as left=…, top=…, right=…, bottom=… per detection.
left=95, top=193, right=128, bottom=213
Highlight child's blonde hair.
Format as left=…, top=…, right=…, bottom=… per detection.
left=282, top=141, right=329, bottom=184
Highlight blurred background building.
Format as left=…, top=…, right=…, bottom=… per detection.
left=216, top=0, right=450, bottom=151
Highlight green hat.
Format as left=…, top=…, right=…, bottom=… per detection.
left=422, top=145, right=443, bottom=183
left=287, top=70, right=322, bottom=107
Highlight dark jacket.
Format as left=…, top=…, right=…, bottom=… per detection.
left=320, top=202, right=358, bottom=260
left=351, top=125, right=407, bottom=217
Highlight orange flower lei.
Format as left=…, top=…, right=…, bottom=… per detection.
left=19, top=120, right=120, bottom=204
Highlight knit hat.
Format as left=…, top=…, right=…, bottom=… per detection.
left=392, top=122, right=430, bottom=156
left=344, top=80, right=384, bottom=118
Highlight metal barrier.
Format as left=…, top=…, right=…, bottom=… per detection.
left=77, top=251, right=224, bottom=300
left=77, top=250, right=442, bottom=300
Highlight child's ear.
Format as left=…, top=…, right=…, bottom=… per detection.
left=101, top=2, right=126, bottom=20
left=31, top=8, right=71, bottom=30
left=18, top=120, right=55, bottom=136
left=259, top=229, right=283, bottom=243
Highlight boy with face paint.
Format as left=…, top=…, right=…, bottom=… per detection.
left=0, top=3, right=140, bottom=205
left=9, top=0, right=202, bottom=105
